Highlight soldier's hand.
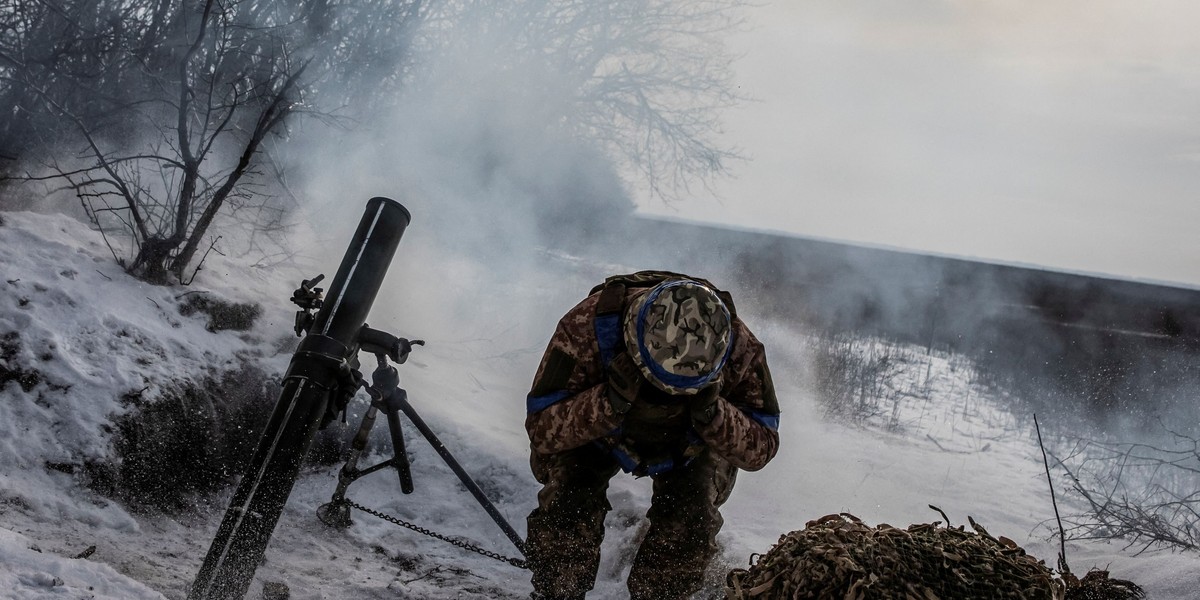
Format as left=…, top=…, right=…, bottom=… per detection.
left=687, top=381, right=722, bottom=425
left=606, top=351, right=644, bottom=414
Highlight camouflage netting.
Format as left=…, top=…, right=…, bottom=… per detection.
left=725, top=513, right=1145, bottom=600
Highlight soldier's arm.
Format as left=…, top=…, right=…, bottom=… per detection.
left=525, top=298, right=622, bottom=454
left=694, top=324, right=780, bottom=471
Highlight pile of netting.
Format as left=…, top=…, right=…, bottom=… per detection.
left=725, top=513, right=1144, bottom=600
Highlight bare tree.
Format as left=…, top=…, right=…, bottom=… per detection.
left=2, top=0, right=747, bottom=281
left=0, top=0, right=433, bottom=283
left=1051, top=429, right=1200, bottom=554
left=427, top=0, right=747, bottom=201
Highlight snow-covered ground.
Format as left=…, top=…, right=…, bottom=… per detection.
left=2, top=210, right=1199, bottom=599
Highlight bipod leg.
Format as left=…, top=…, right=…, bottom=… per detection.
left=317, top=403, right=380, bottom=528
left=383, top=387, right=415, bottom=494
left=318, top=354, right=418, bottom=528
left=393, top=395, right=526, bottom=557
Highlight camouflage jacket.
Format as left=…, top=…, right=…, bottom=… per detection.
left=525, top=278, right=780, bottom=472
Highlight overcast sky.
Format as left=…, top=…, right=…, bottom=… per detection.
left=637, top=1, right=1200, bottom=287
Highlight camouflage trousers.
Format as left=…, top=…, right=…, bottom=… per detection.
left=526, top=444, right=738, bottom=600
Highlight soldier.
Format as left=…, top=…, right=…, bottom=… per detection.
left=525, top=271, right=781, bottom=600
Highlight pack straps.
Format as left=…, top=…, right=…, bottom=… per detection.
left=594, top=282, right=626, bottom=368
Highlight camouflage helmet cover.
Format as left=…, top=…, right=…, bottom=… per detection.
left=622, top=279, right=734, bottom=395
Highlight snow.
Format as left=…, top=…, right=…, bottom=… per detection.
left=2, top=210, right=1199, bottom=599
left=0, top=527, right=164, bottom=600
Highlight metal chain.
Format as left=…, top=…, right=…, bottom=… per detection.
left=344, top=498, right=528, bottom=569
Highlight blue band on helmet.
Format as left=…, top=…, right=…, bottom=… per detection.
left=635, top=280, right=734, bottom=390
left=526, top=390, right=571, bottom=414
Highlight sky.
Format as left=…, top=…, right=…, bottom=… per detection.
left=637, top=1, right=1200, bottom=288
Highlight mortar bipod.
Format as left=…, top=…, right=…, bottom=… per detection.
left=316, top=334, right=527, bottom=560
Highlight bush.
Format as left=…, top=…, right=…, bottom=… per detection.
left=87, top=366, right=278, bottom=512
left=809, top=335, right=930, bottom=431
left=86, top=362, right=354, bottom=513
left=178, top=293, right=262, bottom=332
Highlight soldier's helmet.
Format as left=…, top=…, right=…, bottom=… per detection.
left=623, top=279, right=734, bottom=395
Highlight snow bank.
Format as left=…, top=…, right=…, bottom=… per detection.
left=0, top=526, right=165, bottom=600
left=0, top=212, right=279, bottom=471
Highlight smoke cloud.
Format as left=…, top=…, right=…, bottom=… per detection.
left=13, top=0, right=1168, bottom=459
